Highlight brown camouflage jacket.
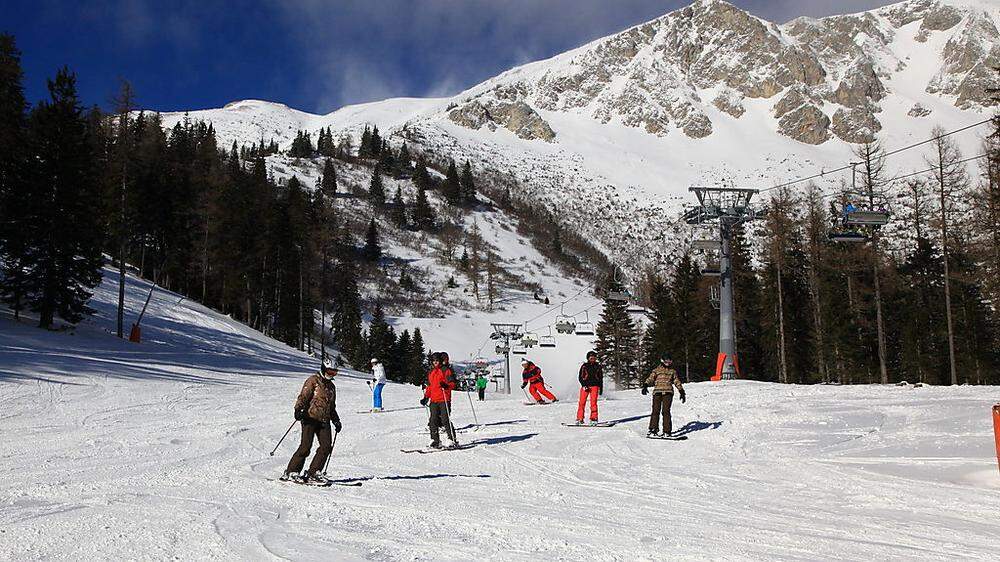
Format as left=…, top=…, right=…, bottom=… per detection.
left=294, top=374, right=340, bottom=423
left=644, top=365, right=684, bottom=395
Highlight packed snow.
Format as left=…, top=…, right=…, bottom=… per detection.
left=2, top=267, right=999, bottom=561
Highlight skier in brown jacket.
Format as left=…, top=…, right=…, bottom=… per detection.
left=642, top=355, right=685, bottom=436
left=281, top=357, right=343, bottom=484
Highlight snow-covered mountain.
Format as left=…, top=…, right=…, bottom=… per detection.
left=161, top=0, right=999, bottom=270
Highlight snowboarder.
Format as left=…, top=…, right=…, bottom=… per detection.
left=475, top=372, right=488, bottom=401
left=521, top=359, right=557, bottom=404
left=576, top=351, right=603, bottom=424
left=642, top=355, right=685, bottom=436
left=281, top=357, right=343, bottom=483
left=369, top=358, right=387, bottom=412
left=419, top=353, right=458, bottom=449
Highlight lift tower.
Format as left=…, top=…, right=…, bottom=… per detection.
left=683, top=187, right=762, bottom=380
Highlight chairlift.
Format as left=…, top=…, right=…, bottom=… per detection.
left=555, top=304, right=576, bottom=334
left=829, top=230, right=867, bottom=243
left=709, top=285, right=720, bottom=310
left=607, top=289, right=631, bottom=302
left=473, top=356, right=488, bottom=368
left=701, top=263, right=721, bottom=277
left=539, top=335, right=556, bottom=348
left=692, top=239, right=721, bottom=251
left=607, top=264, right=632, bottom=302
left=521, top=330, right=539, bottom=348
left=575, top=312, right=595, bottom=336
left=495, top=344, right=510, bottom=355
left=843, top=209, right=889, bottom=226
left=511, top=343, right=528, bottom=355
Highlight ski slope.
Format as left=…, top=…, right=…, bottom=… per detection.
left=2, top=271, right=999, bottom=561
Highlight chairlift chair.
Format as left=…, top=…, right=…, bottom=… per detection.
left=829, top=230, right=867, bottom=243
left=539, top=335, right=556, bottom=348
left=555, top=305, right=576, bottom=334
left=574, top=312, right=595, bottom=336
left=495, top=344, right=510, bottom=355
left=511, top=343, right=528, bottom=355
left=701, top=264, right=721, bottom=277
left=692, top=239, right=721, bottom=251
left=607, top=289, right=631, bottom=302
left=843, top=209, right=889, bottom=227
left=521, top=331, right=539, bottom=348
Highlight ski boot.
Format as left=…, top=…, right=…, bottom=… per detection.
left=574, top=419, right=584, bottom=426
left=304, top=471, right=329, bottom=485
left=447, top=439, right=460, bottom=449
left=589, top=420, right=599, bottom=426
left=429, top=441, right=443, bottom=449
left=279, top=471, right=297, bottom=482
left=647, top=430, right=657, bottom=437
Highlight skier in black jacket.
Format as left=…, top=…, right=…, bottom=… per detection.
left=576, top=351, right=603, bottom=424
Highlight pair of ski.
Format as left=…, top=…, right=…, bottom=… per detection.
left=272, top=478, right=363, bottom=487
left=561, top=421, right=616, bottom=427
left=400, top=443, right=476, bottom=454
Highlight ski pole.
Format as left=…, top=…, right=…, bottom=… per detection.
left=270, top=419, right=297, bottom=456
left=466, top=389, right=480, bottom=429
left=323, top=430, right=338, bottom=475
left=521, top=386, right=531, bottom=403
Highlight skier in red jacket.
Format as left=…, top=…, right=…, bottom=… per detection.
left=420, top=353, right=458, bottom=448
left=521, top=359, right=557, bottom=404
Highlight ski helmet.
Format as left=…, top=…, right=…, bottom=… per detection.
left=586, top=351, right=597, bottom=359
left=660, top=354, right=673, bottom=365
left=370, top=358, right=379, bottom=364
left=521, top=358, right=530, bottom=366
left=322, top=356, right=339, bottom=373
left=440, top=351, right=450, bottom=363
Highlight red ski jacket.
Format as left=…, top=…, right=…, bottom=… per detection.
left=579, top=362, right=603, bottom=391
left=442, top=366, right=457, bottom=402
left=424, top=367, right=456, bottom=403
left=522, top=364, right=543, bottom=385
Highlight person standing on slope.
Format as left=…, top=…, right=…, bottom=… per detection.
left=521, top=359, right=557, bottom=404
left=440, top=352, right=457, bottom=411
left=642, top=355, right=685, bottom=436
left=419, top=353, right=459, bottom=449
left=475, top=371, right=488, bottom=401
left=576, top=351, right=603, bottom=424
left=368, top=358, right=387, bottom=412
left=281, top=358, right=343, bottom=483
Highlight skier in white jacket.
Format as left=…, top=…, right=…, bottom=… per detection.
left=369, top=358, right=387, bottom=412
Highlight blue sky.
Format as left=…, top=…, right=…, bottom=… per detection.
left=6, top=0, right=893, bottom=114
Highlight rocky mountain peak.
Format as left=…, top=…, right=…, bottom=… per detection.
left=445, top=0, right=998, bottom=146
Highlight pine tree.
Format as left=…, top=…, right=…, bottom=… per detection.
left=391, top=186, right=407, bottom=227
left=0, top=34, right=31, bottom=319
left=364, top=218, right=382, bottom=262
left=369, top=163, right=385, bottom=206
left=409, top=328, right=429, bottom=385
left=320, top=158, right=337, bottom=197
left=331, top=259, right=364, bottom=366
left=412, top=182, right=435, bottom=230
left=392, top=329, right=412, bottom=383
left=460, top=160, right=476, bottom=205
left=25, top=68, right=105, bottom=328
left=594, top=279, right=641, bottom=388
left=398, top=143, right=412, bottom=172
left=359, top=126, right=372, bottom=158
left=368, top=303, right=396, bottom=364
left=443, top=160, right=461, bottom=205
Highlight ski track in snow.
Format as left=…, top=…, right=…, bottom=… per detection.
left=2, top=272, right=1000, bottom=561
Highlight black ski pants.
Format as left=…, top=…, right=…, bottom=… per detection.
left=477, top=388, right=485, bottom=401
left=648, top=392, right=674, bottom=434
left=428, top=401, right=456, bottom=443
left=286, top=419, right=332, bottom=475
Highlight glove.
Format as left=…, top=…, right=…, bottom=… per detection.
left=599, top=387, right=604, bottom=396
left=294, top=408, right=305, bottom=421
left=521, top=382, right=527, bottom=389
left=680, top=392, right=686, bottom=404
left=333, top=420, right=342, bottom=433
left=420, top=397, right=429, bottom=407
left=640, top=386, right=648, bottom=396
left=440, top=381, right=450, bottom=389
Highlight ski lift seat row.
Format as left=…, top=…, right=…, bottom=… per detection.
left=692, top=239, right=721, bottom=251
left=701, top=266, right=721, bottom=277
left=829, top=231, right=867, bottom=243
left=844, top=210, right=889, bottom=226
left=574, top=311, right=595, bottom=336
left=555, top=315, right=576, bottom=334
left=539, top=335, right=556, bottom=348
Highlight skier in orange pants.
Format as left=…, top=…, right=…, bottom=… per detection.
left=520, top=359, right=557, bottom=404
left=576, top=351, right=603, bottom=424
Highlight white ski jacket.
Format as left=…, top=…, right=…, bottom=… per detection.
left=372, top=363, right=387, bottom=385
